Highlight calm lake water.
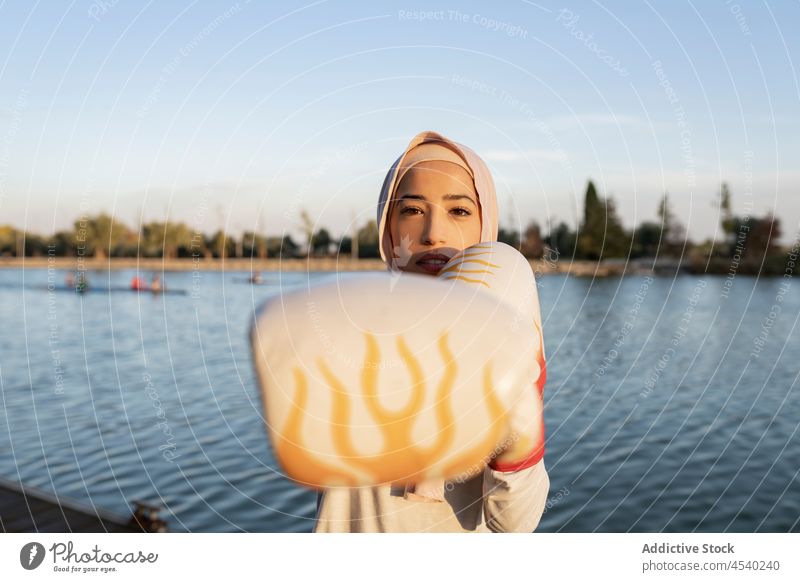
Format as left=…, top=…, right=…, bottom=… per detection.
left=0, top=268, right=798, bottom=532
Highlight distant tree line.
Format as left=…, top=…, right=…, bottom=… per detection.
left=1, top=182, right=795, bottom=275
left=0, top=211, right=381, bottom=260
left=503, top=180, right=793, bottom=276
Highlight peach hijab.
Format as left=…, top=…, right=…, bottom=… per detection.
left=376, top=130, right=499, bottom=270
left=375, top=131, right=500, bottom=500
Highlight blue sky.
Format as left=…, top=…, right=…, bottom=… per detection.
left=1, top=0, right=798, bottom=244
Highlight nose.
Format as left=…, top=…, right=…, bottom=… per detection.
left=421, top=206, right=447, bottom=245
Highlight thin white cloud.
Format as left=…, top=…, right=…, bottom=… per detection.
left=754, top=114, right=800, bottom=125
left=546, top=113, right=645, bottom=130
left=484, top=149, right=569, bottom=163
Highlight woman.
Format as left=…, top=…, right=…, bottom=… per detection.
left=313, top=130, right=549, bottom=532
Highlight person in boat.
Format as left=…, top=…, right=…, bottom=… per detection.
left=150, top=275, right=163, bottom=292
left=75, top=272, right=88, bottom=293
left=130, top=275, right=146, bottom=290
left=249, top=272, right=263, bottom=284
left=312, top=130, right=550, bottom=533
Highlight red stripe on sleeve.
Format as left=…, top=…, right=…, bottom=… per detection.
left=488, top=357, right=547, bottom=473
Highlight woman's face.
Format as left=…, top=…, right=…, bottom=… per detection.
left=388, top=160, right=482, bottom=275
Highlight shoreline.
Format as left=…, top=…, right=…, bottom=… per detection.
left=12, top=255, right=791, bottom=277
left=0, top=256, right=672, bottom=276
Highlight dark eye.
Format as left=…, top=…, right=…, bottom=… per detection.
left=400, top=206, right=422, bottom=216
left=451, top=206, right=472, bottom=216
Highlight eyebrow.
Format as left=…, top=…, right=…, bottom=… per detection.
left=398, top=193, right=477, bottom=206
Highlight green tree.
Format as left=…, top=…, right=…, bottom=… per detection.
left=577, top=181, right=603, bottom=259
left=497, top=227, right=520, bottom=250
left=583, top=180, right=601, bottom=227
left=206, top=229, right=234, bottom=258
left=576, top=181, right=628, bottom=260
left=718, top=182, right=735, bottom=243
left=141, top=221, right=193, bottom=258
left=545, top=221, right=577, bottom=257
left=337, top=235, right=352, bottom=256
left=299, top=209, right=315, bottom=257
left=73, top=213, right=132, bottom=258
left=0, top=225, right=19, bottom=256
left=22, top=232, right=47, bottom=256
left=49, top=230, right=76, bottom=256
left=657, top=192, right=685, bottom=254
left=657, top=193, right=670, bottom=229
left=520, top=220, right=544, bottom=259
left=266, top=235, right=299, bottom=258
left=310, top=227, right=333, bottom=257
left=242, top=231, right=268, bottom=259
left=357, top=220, right=379, bottom=258
left=632, top=222, right=663, bottom=258
left=746, top=214, right=781, bottom=260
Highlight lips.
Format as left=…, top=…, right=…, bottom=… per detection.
left=416, top=252, right=453, bottom=274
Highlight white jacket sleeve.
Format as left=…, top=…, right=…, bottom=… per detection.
left=482, top=460, right=550, bottom=533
